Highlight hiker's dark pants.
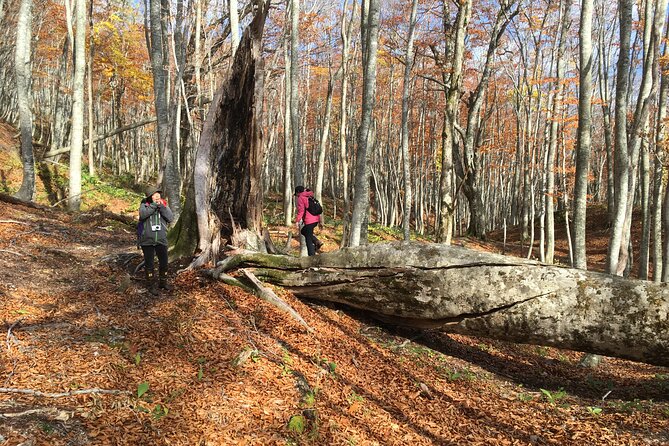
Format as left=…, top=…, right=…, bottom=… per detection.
left=301, top=222, right=318, bottom=256
left=141, top=244, right=168, bottom=272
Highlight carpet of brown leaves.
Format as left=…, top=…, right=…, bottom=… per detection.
left=0, top=200, right=668, bottom=445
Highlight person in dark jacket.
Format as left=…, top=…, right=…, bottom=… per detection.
left=139, top=186, right=174, bottom=294
left=294, top=186, right=323, bottom=256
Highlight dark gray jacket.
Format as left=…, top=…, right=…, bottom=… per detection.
left=138, top=200, right=173, bottom=246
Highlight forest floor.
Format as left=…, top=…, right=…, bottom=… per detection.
left=1, top=124, right=669, bottom=445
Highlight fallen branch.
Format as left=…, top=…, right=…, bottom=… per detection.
left=42, top=117, right=158, bottom=158
left=0, top=220, right=31, bottom=225
left=0, top=249, right=24, bottom=257
left=212, top=268, right=312, bottom=331
left=1, top=407, right=72, bottom=421
left=240, top=269, right=312, bottom=332
left=6, top=319, right=22, bottom=353
left=0, top=388, right=131, bottom=398
left=50, top=187, right=100, bottom=208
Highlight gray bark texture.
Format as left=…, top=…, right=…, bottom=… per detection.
left=14, top=0, right=35, bottom=202
left=573, top=0, right=592, bottom=269
left=214, top=241, right=669, bottom=368
left=67, top=0, right=86, bottom=211
left=148, top=0, right=181, bottom=218
left=350, top=0, right=380, bottom=247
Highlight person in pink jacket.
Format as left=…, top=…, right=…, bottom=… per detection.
left=294, top=186, right=323, bottom=256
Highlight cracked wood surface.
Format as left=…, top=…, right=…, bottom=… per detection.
left=215, top=241, right=669, bottom=367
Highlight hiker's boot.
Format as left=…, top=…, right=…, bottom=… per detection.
left=145, top=268, right=159, bottom=295
left=314, top=239, right=323, bottom=253
left=159, top=270, right=173, bottom=291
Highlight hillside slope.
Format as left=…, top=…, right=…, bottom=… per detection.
left=0, top=199, right=668, bottom=445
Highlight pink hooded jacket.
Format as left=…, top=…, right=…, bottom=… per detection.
left=295, top=190, right=322, bottom=225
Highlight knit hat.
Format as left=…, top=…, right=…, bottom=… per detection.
left=145, top=186, right=162, bottom=197
left=294, top=185, right=305, bottom=196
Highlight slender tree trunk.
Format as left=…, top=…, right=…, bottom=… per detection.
left=574, top=0, right=593, bottom=270
left=68, top=0, right=86, bottom=211
left=615, top=0, right=666, bottom=277
left=546, top=0, right=573, bottom=264
left=86, top=0, right=95, bottom=177
left=458, top=1, right=518, bottom=239
left=350, top=0, right=380, bottom=247
left=290, top=0, right=302, bottom=186
left=14, top=0, right=35, bottom=202
left=315, top=63, right=334, bottom=202
left=399, top=0, right=418, bottom=241
left=283, top=18, right=293, bottom=225
left=639, top=140, right=651, bottom=279
left=338, top=0, right=355, bottom=224
left=655, top=19, right=669, bottom=282
left=606, top=0, right=632, bottom=275
left=230, top=0, right=239, bottom=56
left=148, top=0, right=180, bottom=215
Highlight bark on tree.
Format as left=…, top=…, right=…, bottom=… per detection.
left=229, top=0, right=239, bottom=56
left=148, top=0, right=181, bottom=218
left=289, top=0, right=302, bottom=186
left=435, top=0, right=471, bottom=245
left=399, top=0, right=418, bottom=242
left=214, top=241, right=669, bottom=368
left=456, top=1, right=518, bottom=240
left=182, top=0, right=270, bottom=267
left=315, top=60, right=334, bottom=202
left=350, top=0, right=380, bottom=247
left=573, top=0, right=592, bottom=269
left=86, top=0, right=95, bottom=177
left=655, top=19, right=669, bottom=282
left=67, top=0, right=86, bottom=211
left=14, top=0, right=35, bottom=202
left=283, top=20, right=293, bottom=226
left=338, top=0, right=355, bottom=228
left=546, top=0, right=572, bottom=265
left=608, top=0, right=666, bottom=275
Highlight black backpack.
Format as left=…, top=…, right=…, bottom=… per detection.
left=306, top=196, right=323, bottom=216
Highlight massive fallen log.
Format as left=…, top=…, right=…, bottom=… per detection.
left=212, top=241, right=669, bottom=368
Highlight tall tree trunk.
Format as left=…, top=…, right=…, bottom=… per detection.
left=148, top=0, right=180, bottom=216
left=230, top=0, right=239, bottom=56
left=184, top=1, right=270, bottom=267
left=610, top=0, right=665, bottom=276
left=573, top=0, right=593, bottom=270
left=399, top=0, right=418, bottom=241
left=457, top=1, right=518, bottom=239
left=289, top=0, right=302, bottom=186
left=655, top=18, right=669, bottom=282
left=14, top=0, right=34, bottom=202
left=283, top=18, right=293, bottom=225
left=86, top=0, right=95, bottom=177
left=315, top=62, right=334, bottom=202
left=606, top=0, right=632, bottom=275
left=435, top=0, right=470, bottom=245
left=68, top=0, right=86, bottom=211
left=639, top=140, right=651, bottom=279
left=349, top=0, right=380, bottom=247
left=338, top=0, right=355, bottom=224
left=546, top=0, right=573, bottom=265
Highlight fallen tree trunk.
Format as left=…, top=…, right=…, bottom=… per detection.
left=212, top=241, right=669, bottom=367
